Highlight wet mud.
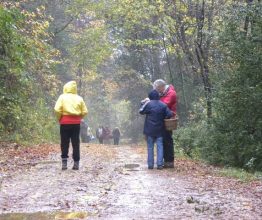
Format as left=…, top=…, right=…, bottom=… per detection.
left=0, top=144, right=261, bottom=219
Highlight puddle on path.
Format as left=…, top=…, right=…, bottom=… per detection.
left=37, top=160, right=60, bottom=165
left=124, top=163, right=140, bottom=171
left=0, top=211, right=90, bottom=220
left=124, top=164, right=139, bottom=169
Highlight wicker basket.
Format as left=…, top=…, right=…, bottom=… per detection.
left=164, top=118, right=178, bottom=131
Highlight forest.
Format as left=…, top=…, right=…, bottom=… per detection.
left=0, top=0, right=261, bottom=172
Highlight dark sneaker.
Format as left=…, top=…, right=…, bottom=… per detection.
left=163, top=162, right=174, bottom=169
left=62, top=159, right=67, bottom=170
left=148, top=166, right=154, bottom=170
left=72, top=161, right=79, bottom=170
left=157, top=166, right=163, bottom=170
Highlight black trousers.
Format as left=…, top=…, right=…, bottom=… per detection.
left=60, top=124, right=80, bottom=162
left=81, top=134, right=90, bottom=143
left=114, top=137, right=120, bottom=145
left=163, top=130, right=174, bottom=162
left=98, top=137, right=103, bottom=144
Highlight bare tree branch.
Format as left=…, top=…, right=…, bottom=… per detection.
left=54, top=17, right=74, bottom=35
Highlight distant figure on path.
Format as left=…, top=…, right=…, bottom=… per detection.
left=80, top=119, right=89, bottom=143
left=103, top=127, right=112, bottom=145
left=96, top=126, right=104, bottom=144
left=153, top=79, right=177, bottom=168
left=112, top=127, right=121, bottom=145
left=140, top=90, right=173, bottom=170
left=87, top=126, right=95, bottom=141
left=54, top=81, right=88, bottom=170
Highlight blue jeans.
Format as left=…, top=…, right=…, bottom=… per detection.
left=147, top=136, right=164, bottom=168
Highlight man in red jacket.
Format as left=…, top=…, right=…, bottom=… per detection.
left=154, top=79, right=177, bottom=168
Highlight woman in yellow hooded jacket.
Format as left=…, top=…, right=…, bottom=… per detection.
left=54, top=81, right=88, bottom=170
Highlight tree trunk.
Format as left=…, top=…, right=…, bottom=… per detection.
left=195, top=0, right=213, bottom=118
left=162, top=35, right=174, bottom=84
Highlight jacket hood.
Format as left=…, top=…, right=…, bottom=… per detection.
left=161, top=84, right=175, bottom=97
left=169, top=85, right=175, bottom=91
left=148, top=90, right=160, bottom=100
left=63, top=81, right=77, bottom=94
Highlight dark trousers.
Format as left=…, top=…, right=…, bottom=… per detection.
left=81, top=134, right=90, bottom=143
left=98, top=138, right=103, bottom=144
left=163, top=130, right=174, bottom=162
left=114, top=137, right=120, bottom=145
left=60, top=124, right=80, bottom=162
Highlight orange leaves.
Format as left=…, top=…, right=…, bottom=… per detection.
left=0, top=143, right=58, bottom=173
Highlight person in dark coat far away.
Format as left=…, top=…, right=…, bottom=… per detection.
left=112, top=127, right=121, bottom=145
left=139, top=90, right=173, bottom=170
left=96, top=126, right=104, bottom=144
left=154, top=79, right=177, bottom=168
left=80, top=119, right=89, bottom=143
left=103, top=127, right=112, bottom=144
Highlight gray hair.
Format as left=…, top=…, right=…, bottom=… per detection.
left=153, top=79, right=166, bottom=89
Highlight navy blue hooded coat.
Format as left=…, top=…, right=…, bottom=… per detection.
left=139, top=90, right=173, bottom=138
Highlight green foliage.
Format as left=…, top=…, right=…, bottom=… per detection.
left=218, top=167, right=262, bottom=183
left=114, top=69, right=152, bottom=142
left=176, top=2, right=262, bottom=171
left=67, top=25, right=112, bottom=85
left=206, top=2, right=262, bottom=170
left=0, top=6, right=29, bottom=135
left=2, top=98, right=58, bottom=144
left=0, top=4, right=59, bottom=143
left=175, top=121, right=205, bottom=159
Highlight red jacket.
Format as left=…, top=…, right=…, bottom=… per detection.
left=160, top=85, right=177, bottom=114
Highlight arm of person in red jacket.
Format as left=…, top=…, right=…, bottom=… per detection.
left=171, top=93, right=177, bottom=116
left=165, top=92, right=177, bottom=117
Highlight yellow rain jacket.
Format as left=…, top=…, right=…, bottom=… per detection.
left=54, top=81, right=88, bottom=121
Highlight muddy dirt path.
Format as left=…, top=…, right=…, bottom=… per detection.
left=0, top=144, right=261, bottom=219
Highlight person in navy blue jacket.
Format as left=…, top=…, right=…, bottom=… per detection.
left=139, top=90, right=173, bottom=169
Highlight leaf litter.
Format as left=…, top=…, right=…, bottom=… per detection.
left=0, top=143, right=261, bottom=219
